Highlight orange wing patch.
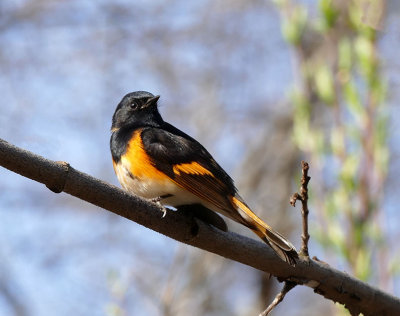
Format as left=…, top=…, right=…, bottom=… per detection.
left=173, top=161, right=214, bottom=177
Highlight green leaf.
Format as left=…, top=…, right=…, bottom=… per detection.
left=327, top=222, right=347, bottom=255
left=354, top=249, right=372, bottom=281
left=315, top=65, right=335, bottom=105
left=343, top=80, right=365, bottom=123
left=330, top=127, right=345, bottom=157
left=339, top=154, right=359, bottom=192
left=281, top=5, right=307, bottom=45
left=318, top=0, right=339, bottom=30
left=355, top=35, right=377, bottom=83
left=338, top=38, right=352, bottom=71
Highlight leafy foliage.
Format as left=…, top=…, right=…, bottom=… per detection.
left=277, top=0, right=390, bottom=292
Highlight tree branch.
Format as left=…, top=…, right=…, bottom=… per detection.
left=259, top=280, right=296, bottom=316
left=290, top=161, right=311, bottom=258
left=0, top=138, right=399, bottom=315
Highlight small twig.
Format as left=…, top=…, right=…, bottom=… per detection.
left=259, top=162, right=311, bottom=315
left=290, top=161, right=311, bottom=258
left=259, top=281, right=296, bottom=316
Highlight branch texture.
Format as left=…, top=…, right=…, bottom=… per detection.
left=0, top=138, right=399, bottom=315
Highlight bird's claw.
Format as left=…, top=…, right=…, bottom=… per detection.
left=159, top=202, right=167, bottom=218
left=149, top=197, right=167, bottom=218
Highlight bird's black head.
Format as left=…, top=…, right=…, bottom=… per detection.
left=111, top=91, right=163, bottom=131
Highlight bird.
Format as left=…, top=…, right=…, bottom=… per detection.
left=110, top=91, right=298, bottom=265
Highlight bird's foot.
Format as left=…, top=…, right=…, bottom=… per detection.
left=150, top=196, right=163, bottom=203
left=149, top=196, right=168, bottom=218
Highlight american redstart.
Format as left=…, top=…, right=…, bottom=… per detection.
left=110, top=91, right=298, bottom=265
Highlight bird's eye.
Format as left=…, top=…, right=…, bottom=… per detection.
left=130, top=102, right=139, bottom=110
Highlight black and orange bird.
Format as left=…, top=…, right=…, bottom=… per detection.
left=110, top=91, right=298, bottom=265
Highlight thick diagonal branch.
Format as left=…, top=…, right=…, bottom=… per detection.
left=0, top=139, right=399, bottom=316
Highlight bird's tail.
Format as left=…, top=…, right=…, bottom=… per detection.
left=229, top=195, right=298, bottom=266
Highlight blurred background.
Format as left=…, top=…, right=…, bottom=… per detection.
left=0, top=0, right=399, bottom=315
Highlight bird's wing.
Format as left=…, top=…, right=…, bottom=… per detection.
left=140, top=125, right=239, bottom=217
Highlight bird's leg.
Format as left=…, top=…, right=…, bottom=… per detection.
left=150, top=198, right=167, bottom=218
left=157, top=201, right=168, bottom=218
left=150, top=196, right=163, bottom=203
left=149, top=194, right=172, bottom=218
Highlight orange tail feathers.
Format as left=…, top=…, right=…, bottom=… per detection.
left=230, top=195, right=298, bottom=266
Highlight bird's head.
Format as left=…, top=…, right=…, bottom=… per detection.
left=111, top=91, right=162, bottom=131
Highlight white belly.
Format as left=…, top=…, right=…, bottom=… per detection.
left=115, top=163, right=204, bottom=207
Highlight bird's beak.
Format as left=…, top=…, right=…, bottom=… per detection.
left=143, top=95, right=160, bottom=108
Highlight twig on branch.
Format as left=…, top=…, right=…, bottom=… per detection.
left=262, top=161, right=311, bottom=315
left=290, top=160, right=311, bottom=258
left=1, top=139, right=400, bottom=316
left=259, top=281, right=296, bottom=316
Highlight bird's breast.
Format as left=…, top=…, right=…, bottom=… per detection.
left=112, top=130, right=202, bottom=207
left=113, top=129, right=166, bottom=197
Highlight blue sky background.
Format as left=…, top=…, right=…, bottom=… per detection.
left=1, top=1, right=399, bottom=315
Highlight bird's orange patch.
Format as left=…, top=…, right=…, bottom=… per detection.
left=230, top=195, right=272, bottom=230
left=122, top=130, right=166, bottom=180
left=173, top=161, right=214, bottom=177
left=230, top=196, right=248, bottom=212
